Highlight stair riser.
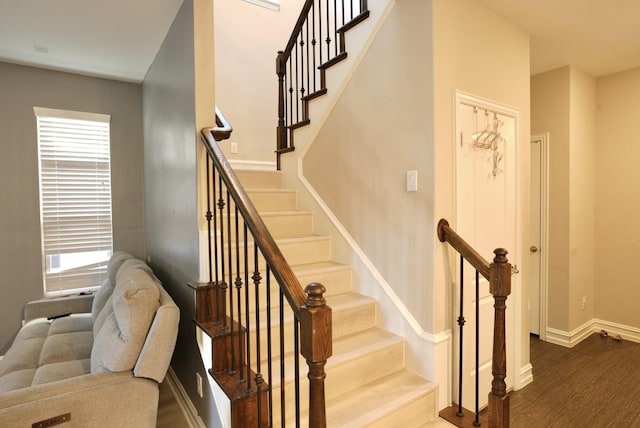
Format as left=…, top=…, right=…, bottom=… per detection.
left=235, top=170, right=283, bottom=189
left=242, top=300, right=376, bottom=359
left=209, top=212, right=313, bottom=243
left=270, top=341, right=405, bottom=424
left=362, top=393, right=436, bottom=428
left=215, top=266, right=353, bottom=320
left=246, top=191, right=297, bottom=212
left=211, top=238, right=332, bottom=273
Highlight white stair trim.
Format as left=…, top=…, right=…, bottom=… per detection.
left=297, top=158, right=451, bottom=409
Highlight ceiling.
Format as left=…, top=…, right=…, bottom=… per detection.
left=0, top=0, right=638, bottom=82
left=0, top=0, right=184, bottom=82
left=478, top=0, right=640, bottom=77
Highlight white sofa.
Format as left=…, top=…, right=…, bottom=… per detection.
left=0, top=251, right=179, bottom=427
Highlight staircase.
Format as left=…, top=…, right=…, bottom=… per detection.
left=230, top=168, right=441, bottom=426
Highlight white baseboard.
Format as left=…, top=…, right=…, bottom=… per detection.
left=545, top=318, right=640, bottom=348
left=546, top=320, right=594, bottom=348
left=166, top=367, right=206, bottom=428
left=593, top=319, right=640, bottom=343
left=518, top=363, right=533, bottom=390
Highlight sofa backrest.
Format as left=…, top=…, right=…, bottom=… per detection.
left=91, top=250, right=133, bottom=321
left=90, top=258, right=177, bottom=381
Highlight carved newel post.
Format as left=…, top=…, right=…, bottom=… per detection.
left=489, top=248, right=511, bottom=428
left=300, top=283, right=332, bottom=428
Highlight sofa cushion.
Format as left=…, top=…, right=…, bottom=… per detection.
left=91, top=251, right=133, bottom=321
left=91, top=260, right=160, bottom=373
left=32, top=359, right=91, bottom=385
left=0, top=314, right=94, bottom=392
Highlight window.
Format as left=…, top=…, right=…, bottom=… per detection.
left=34, top=107, right=113, bottom=297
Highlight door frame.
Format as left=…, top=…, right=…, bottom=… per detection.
left=531, top=133, right=549, bottom=341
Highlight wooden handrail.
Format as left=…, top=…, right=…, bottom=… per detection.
left=201, top=118, right=332, bottom=426
left=437, top=219, right=490, bottom=279
left=202, top=127, right=307, bottom=313
left=275, top=0, right=370, bottom=167
left=212, top=106, right=233, bottom=142
left=438, top=218, right=511, bottom=428
left=281, top=0, right=315, bottom=63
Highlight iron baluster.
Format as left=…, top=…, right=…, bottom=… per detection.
left=457, top=255, right=465, bottom=416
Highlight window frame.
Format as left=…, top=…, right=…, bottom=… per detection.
left=34, top=106, right=113, bottom=297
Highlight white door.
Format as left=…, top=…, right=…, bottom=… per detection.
left=529, top=134, right=549, bottom=338
left=454, top=92, right=518, bottom=411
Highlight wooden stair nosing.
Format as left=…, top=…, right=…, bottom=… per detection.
left=336, top=10, right=371, bottom=34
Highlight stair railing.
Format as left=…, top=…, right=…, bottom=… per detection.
left=195, top=108, right=332, bottom=427
left=276, top=0, right=370, bottom=168
left=437, top=219, right=511, bottom=428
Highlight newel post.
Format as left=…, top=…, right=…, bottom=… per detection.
left=488, top=248, right=511, bottom=428
left=299, top=283, right=332, bottom=428
left=276, top=51, right=287, bottom=154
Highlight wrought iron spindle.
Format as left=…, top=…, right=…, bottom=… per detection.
left=253, top=242, right=264, bottom=423
left=205, top=155, right=213, bottom=284
left=325, top=0, right=331, bottom=59
left=217, top=176, right=227, bottom=329
left=294, top=318, right=301, bottom=427
left=333, top=0, right=338, bottom=56
left=305, top=17, right=312, bottom=99
left=457, top=255, right=465, bottom=416
left=266, top=266, right=274, bottom=428
left=242, top=221, right=250, bottom=390
left=318, top=0, right=323, bottom=65
left=288, top=59, right=293, bottom=127
left=227, top=190, right=236, bottom=373
left=299, top=33, right=305, bottom=101
left=475, top=269, right=480, bottom=426
left=311, top=2, right=317, bottom=93
left=279, top=289, right=286, bottom=427
left=234, top=206, right=244, bottom=382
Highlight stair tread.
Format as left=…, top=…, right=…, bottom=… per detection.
left=322, top=370, right=437, bottom=427
left=266, top=327, right=403, bottom=386
left=291, top=260, right=350, bottom=275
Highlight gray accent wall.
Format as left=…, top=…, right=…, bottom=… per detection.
left=142, top=1, right=221, bottom=426
left=0, top=62, right=144, bottom=353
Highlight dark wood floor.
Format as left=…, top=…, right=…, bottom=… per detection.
left=510, top=333, right=640, bottom=427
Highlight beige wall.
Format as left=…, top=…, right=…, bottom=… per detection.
left=531, top=68, right=571, bottom=330
left=0, top=62, right=144, bottom=353
left=595, top=67, right=640, bottom=328
left=304, top=0, right=530, bottom=341
left=531, top=66, right=597, bottom=333
left=304, top=0, right=435, bottom=330
left=214, top=0, right=305, bottom=161
left=568, top=67, right=596, bottom=329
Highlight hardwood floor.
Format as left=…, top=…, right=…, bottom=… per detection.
left=157, top=379, right=190, bottom=428
left=510, top=333, right=640, bottom=427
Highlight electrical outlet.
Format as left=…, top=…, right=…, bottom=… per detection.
left=230, top=142, right=238, bottom=154
left=581, top=296, right=587, bottom=311
left=196, top=372, right=203, bottom=398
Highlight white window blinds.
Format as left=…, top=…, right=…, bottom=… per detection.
left=34, top=107, right=113, bottom=296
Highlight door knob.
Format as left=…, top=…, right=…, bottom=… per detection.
left=530, top=246, right=538, bottom=253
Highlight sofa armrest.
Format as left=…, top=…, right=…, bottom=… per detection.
left=24, top=294, right=94, bottom=323
left=0, top=372, right=159, bottom=428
